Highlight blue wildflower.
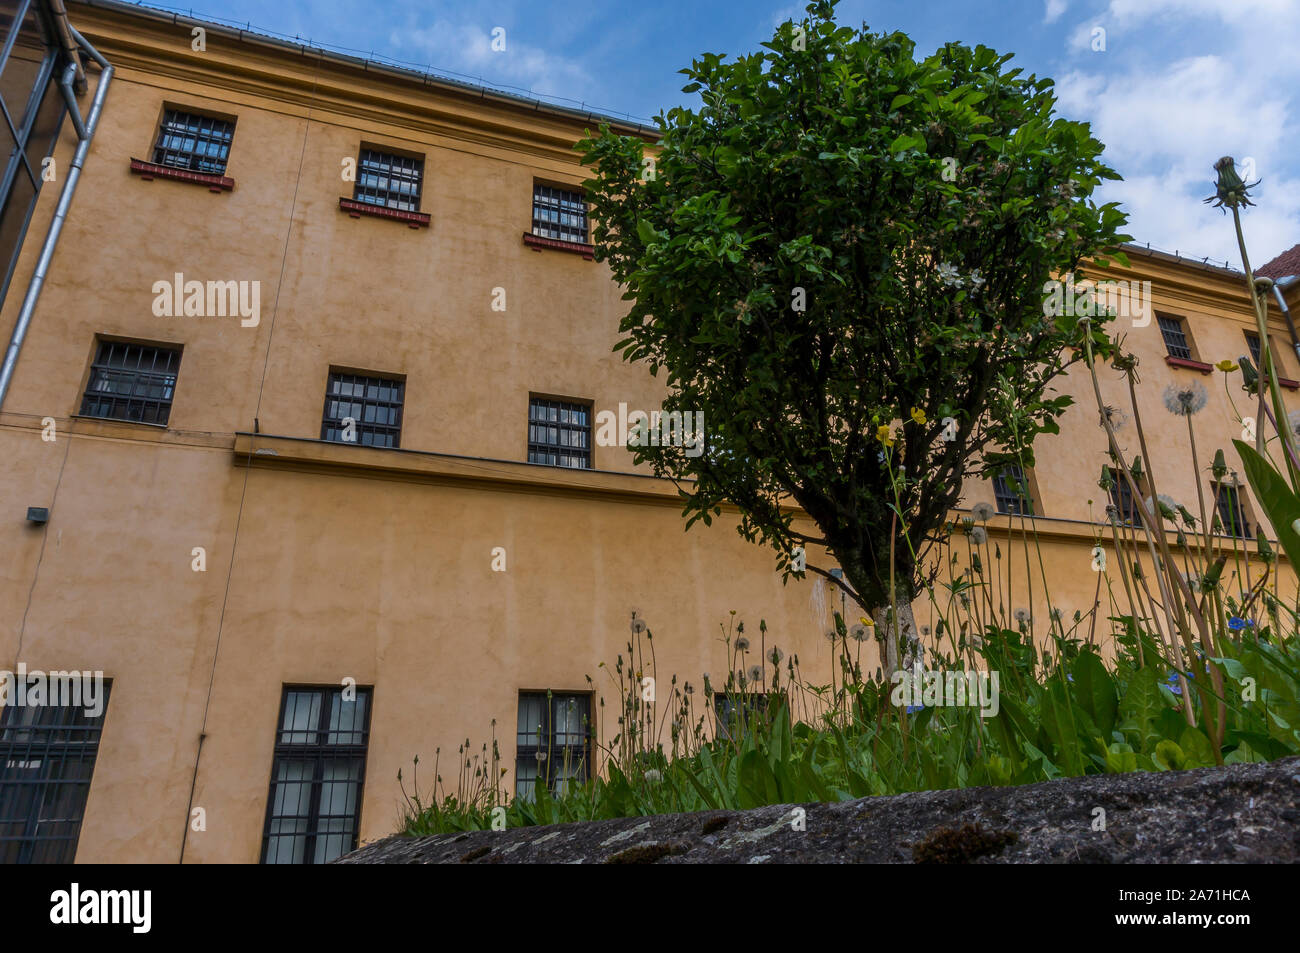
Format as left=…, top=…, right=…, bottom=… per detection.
left=1227, top=616, right=1253, bottom=631
left=1165, top=671, right=1183, bottom=696
left=906, top=705, right=924, bottom=714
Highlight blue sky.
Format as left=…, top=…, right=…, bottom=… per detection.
left=154, top=0, right=1298, bottom=267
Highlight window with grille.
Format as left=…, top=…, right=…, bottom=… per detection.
left=0, top=683, right=111, bottom=864
left=515, top=692, right=591, bottom=800
left=1245, top=332, right=1262, bottom=367
left=353, top=149, right=423, bottom=212
left=1107, top=467, right=1143, bottom=525
left=531, top=184, right=588, bottom=244
left=714, top=693, right=787, bottom=743
left=151, top=109, right=234, bottom=174
left=321, top=371, right=404, bottom=448
left=992, top=463, right=1035, bottom=515
left=1213, top=483, right=1251, bottom=538
left=527, top=397, right=591, bottom=468
left=1156, top=314, right=1194, bottom=361
left=79, top=340, right=181, bottom=425
left=261, top=686, right=371, bottom=865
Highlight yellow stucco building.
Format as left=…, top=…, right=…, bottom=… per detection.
left=1, top=0, right=1297, bottom=863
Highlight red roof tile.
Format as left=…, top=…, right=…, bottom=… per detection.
left=1258, top=242, right=1300, bottom=279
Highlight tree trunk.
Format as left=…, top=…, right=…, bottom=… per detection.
left=872, top=600, right=919, bottom=680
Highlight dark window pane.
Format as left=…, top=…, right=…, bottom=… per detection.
left=79, top=340, right=181, bottom=425
left=531, top=184, right=587, bottom=243
left=1214, top=484, right=1249, bottom=538
left=0, top=682, right=111, bottom=864
left=352, top=148, right=422, bottom=212
left=320, top=371, right=404, bottom=448
left=152, top=109, right=234, bottom=175
left=1108, top=467, right=1143, bottom=526
left=1157, top=314, right=1193, bottom=361
left=262, top=687, right=371, bottom=865
left=0, top=0, right=49, bottom=134
left=527, top=397, right=591, bottom=469
left=993, top=464, right=1034, bottom=516
left=22, top=67, right=61, bottom=179
left=515, top=692, right=590, bottom=800
left=0, top=161, right=35, bottom=293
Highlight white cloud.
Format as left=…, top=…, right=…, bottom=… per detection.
left=1044, top=0, right=1068, bottom=24
left=1053, top=1, right=1300, bottom=263
left=386, top=20, right=593, bottom=100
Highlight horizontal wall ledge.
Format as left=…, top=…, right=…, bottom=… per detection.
left=232, top=432, right=686, bottom=503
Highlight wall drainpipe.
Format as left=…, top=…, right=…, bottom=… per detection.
left=0, top=26, right=112, bottom=412
left=1270, top=275, right=1300, bottom=365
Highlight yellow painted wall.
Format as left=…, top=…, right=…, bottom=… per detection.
left=0, top=4, right=1295, bottom=861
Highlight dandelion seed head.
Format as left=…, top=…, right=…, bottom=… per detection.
left=1162, top=381, right=1208, bottom=417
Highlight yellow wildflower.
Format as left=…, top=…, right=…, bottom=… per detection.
left=910, top=407, right=927, bottom=426
left=876, top=424, right=895, bottom=448
left=1216, top=359, right=1238, bottom=372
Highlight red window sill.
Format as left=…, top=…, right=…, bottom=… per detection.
left=522, top=232, right=595, bottom=260
left=130, top=158, right=233, bottom=192
left=1165, top=355, right=1213, bottom=374
left=1266, top=376, right=1300, bottom=390
left=338, top=197, right=430, bottom=228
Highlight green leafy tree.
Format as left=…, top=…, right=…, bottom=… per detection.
left=578, top=0, right=1128, bottom=659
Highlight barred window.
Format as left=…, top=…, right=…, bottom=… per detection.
left=531, top=184, right=588, bottom=244
left=79, top=340, right=181, bottom=426
left=515, top=692, right=591, bottom=800
left=321, top=371, right=404, bottom=448
left=152, top=109, right=234, bottom=174
left=1157, top=314, right=1194, bottom=361
left=1107, top=467, right=1143, bottom=526
left=993, top=464, right=1035, bottom=516
left=261, top=686, right=371, bottom=865
left=1213, top=483, right=1251, bottom=538
left=0, top=683, right=111, bottom=864
left=528, top=397, right=591, bottom=468
left=353, top=149, right=423, bottom=212
left=1245, top=332, right=1261, bottom=367
left=714, top=693, right=786, bottom=743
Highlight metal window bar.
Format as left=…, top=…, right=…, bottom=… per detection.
left=515, top=692, right=591, bottom=800
left=1214, top=484, right=1250, bottom=538
left=714, top=693, right=788, bottom=743
left=531, top=185, right=587, bottom=243
left=992, top=464, right=1034, bottom=516
left=352, top=149, right=423, bottom=212
left=320, top=371, right=404, bottom=448
left=261, top=686, right=372, bottom=865
left=1108, top=468, right=1143, bottom=526
left=151, top=109, right=234, bottom=175
left=79, top=340, right=180, bottom=425
left=527, top=397, right=591, bottom=469
left=1245, top=333, right=1262, bottom=367
left=1157, top=314, right=1193, bottom=361
left=0, top=685, right=111, bottom=864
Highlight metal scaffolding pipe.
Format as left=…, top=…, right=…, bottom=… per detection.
left=0, top=27, right=112, bottom=411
